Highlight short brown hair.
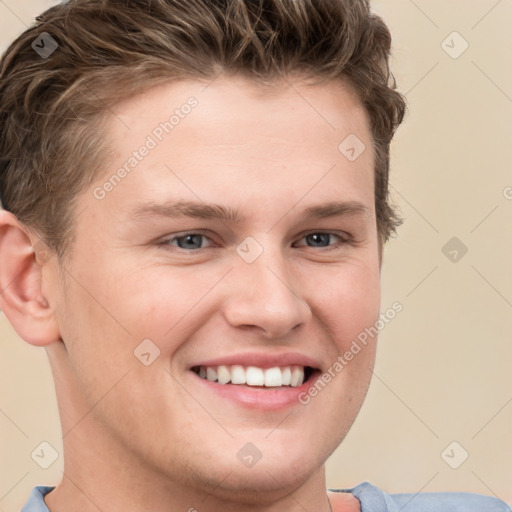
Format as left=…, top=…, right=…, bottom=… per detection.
left=0, top=0, right=406, bottom=261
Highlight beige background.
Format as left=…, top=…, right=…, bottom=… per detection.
left=1, top=0, right=511, bottom=509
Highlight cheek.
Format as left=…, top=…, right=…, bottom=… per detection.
left=117, top=265, right=222, bottom=343
left=54, top=269, right=143, bottom=405
left=309, top=261, right=381, bottom=345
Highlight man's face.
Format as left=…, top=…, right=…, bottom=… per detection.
left=50, top=76, right=380, bottom=497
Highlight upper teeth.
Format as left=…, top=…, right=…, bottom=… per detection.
left=196, top=365, right=305, bottom=387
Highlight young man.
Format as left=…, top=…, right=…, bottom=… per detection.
left=0, top=1, right=509, bottom=511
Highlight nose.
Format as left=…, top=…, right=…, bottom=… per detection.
left=223, top=247, right=312, bottom=340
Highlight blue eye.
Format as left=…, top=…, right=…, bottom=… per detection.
left=294, top=232, right=348, bottom=249
left=160, top=231, right=349, bottom=253
left=167, top=233, right=213, bottom=250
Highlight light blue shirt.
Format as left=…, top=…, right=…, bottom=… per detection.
left=22, top=482, right=511, bottom=511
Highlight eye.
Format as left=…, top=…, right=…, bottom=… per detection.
left=159, top=230, right=351, bottom=253
left=163, top=232, right=215, bottom=251
left=294, top=231, right=349, bottom=250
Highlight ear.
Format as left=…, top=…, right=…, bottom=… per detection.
left=0, top=210, right=60, bottom=346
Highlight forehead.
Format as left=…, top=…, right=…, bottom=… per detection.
left=85, top=75, right=375, bottom=224
left=109, top=75, right=370, bottom=145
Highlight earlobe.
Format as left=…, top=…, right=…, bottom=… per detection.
left=0, top=210, right=60, bottom=346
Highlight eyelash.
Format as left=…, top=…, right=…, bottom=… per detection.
left=160, top=230, right=351, bottom=252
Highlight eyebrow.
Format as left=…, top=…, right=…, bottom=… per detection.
left=129, top=199, right=371, bottom=223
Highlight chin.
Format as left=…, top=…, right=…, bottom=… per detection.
left=180, top=440, right=327, bottom=505
left=189, top=461, right=316, bottom=505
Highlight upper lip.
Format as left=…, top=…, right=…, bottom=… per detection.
left=189, top=352, right=321, bottom=370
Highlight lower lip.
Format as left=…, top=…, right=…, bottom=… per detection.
left=191, top=371, right=320, bottom=410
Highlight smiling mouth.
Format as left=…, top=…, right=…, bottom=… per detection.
left=191, top=365, right=316, bottom=388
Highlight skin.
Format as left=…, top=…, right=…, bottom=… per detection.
left=0, top=75, right=382, bottom=512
